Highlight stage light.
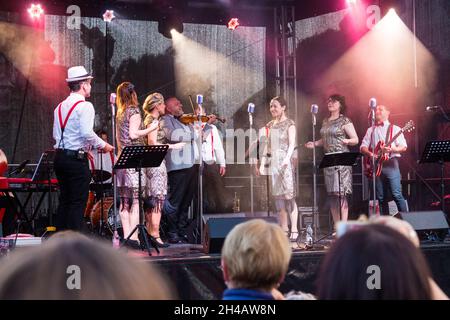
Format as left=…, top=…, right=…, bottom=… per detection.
left=103, top=10, right=115, bottom=23
left=158, top=15, right=183, bottom=39
left=227, top=18, right=239, bottom=30
left=346, top=0, right=358, bottom=5
left=388, top=8, right=396, bottom=14
left=27, top=4, right=44, bottom=19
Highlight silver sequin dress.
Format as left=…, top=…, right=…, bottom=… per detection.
left=143, top=115, right=167, bottom=207
left=116, top=106, right=146, bottom=199
left=320, top=115, right=353, bottom=196
left=266, top=118, right=297, bottom=200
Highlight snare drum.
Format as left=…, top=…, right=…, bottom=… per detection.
left=90, top=197, right=123, bottom=236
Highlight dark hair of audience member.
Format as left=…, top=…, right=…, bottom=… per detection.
left=317, top=224, right=433, bottom=300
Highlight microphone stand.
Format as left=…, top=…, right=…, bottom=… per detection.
left=110, top=99, right=119, bottom=243
left=370, top=107, right=377, bottom=216
left=312, top=112, right=318, bottom=240
left=249, top=112, right=254, bottom=216
left=197, top=103, right=204, bottom=244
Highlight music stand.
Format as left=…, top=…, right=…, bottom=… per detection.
left=419, top=140, right=450, bottom=214
left=318, top=152, right=361, bottom=238
left=32, top=150, right=57, bottom=231
left=114, top=145, right=168, bottom=256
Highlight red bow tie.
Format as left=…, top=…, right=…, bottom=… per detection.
left=376, top=122, right=384, bottom=127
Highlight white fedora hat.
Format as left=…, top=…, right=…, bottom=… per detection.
left=66, top=66, right=94, bottom=82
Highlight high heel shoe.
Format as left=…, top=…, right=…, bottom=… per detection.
left=145, top=230, right=170, bottom=248
left=153, top=237, right=170, bottom=248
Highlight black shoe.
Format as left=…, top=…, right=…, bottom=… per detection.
left=152, top=237, right=170, bottom=248
left=122, top=239, right=141, bottom=250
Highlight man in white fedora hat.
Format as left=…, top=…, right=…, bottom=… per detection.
left=53, top=66, right=114, bottom=232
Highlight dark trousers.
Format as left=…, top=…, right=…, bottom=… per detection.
left=165, top=165, right=199, bottom=238
left=202, top=164, right=232, bottom=213
left=375, top=158, right=408, bottom=215
left=54, top=151, right=91, bottom=231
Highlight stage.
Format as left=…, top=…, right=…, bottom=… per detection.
left=130, top=241, right=450, bottom=300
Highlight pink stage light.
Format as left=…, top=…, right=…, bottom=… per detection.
left=27, top=4, right=44, bottom=19
left=227, top=18, right=239, bottom=30
left=103, top=10, right=115, bottom=23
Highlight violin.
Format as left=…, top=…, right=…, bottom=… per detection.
left=178, top=113, right=226, bottom=125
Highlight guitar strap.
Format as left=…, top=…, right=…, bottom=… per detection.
left=384, top=124, right=393, bottom=158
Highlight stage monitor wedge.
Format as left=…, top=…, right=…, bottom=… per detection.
left=396, top=211, right=449, bottom=241
left=203, top=216, right=277, bottom=254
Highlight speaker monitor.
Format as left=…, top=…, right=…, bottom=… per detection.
left=396, top=211, right=449, bottom=240
left=203, top=216, right=277, bottom=254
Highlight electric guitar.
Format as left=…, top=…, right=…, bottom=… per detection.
left=364, top=120, right=415, bottom=178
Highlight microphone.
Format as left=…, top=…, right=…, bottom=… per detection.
left=196, top=94, right=203, bottom=105
left=247, top=103, right=255, bottom=114
left=196, top=94, right=203, bottom=116
left=426, top=106, right=440, bottom=111
left=109, top=93, right=116, bottom=105
left=311, top=104, right=318, bottom=126
left=248, top=103, right=255, bottom=126
left=109, top=93, right=117, bottom=116
left=369, top=98, right=377, bottom=109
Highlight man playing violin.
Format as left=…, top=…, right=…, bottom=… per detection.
left=360, top=104, right=408, bottom=215
left=159, top=97, right=202, bottom=243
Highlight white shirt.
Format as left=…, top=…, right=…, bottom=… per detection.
left=201, top=124, right=226, bottom=167
left=53, top=93, right=106, bottom=151
left=360, top=120, right=407, bottom=158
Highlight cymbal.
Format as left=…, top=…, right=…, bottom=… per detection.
left=91, top=170, right=112, bottom=183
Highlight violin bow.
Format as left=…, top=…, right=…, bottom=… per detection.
left=188, top=95, right=196, bottom=113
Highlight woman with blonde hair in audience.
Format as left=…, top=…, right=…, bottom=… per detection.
left=221, top=219, right=292, bottom=300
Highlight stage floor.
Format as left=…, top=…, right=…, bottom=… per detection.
left=128, top=240, right=450, bottom=299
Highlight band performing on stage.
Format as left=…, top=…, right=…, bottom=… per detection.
left=0, top=63, right=423, bottom=250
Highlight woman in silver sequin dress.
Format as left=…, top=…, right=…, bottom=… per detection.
left=258, top=96, right=299, bottom=241
left=305, top=94, right=358, bottom=226
left=115, top=82, right=158, bottom=244
left=142, top=93, right=184, bottom=248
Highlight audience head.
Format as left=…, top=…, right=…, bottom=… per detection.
left=0, top=231, right=174, bottom=299
left=317, top=223, right=433, bottom=300
left=221, top=219, right=292, bottom=292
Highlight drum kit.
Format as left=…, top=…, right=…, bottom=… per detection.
left=84, top=169, right=123, bottom=238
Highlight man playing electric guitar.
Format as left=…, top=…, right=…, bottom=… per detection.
left=360, top=105, right=409, bottom=215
